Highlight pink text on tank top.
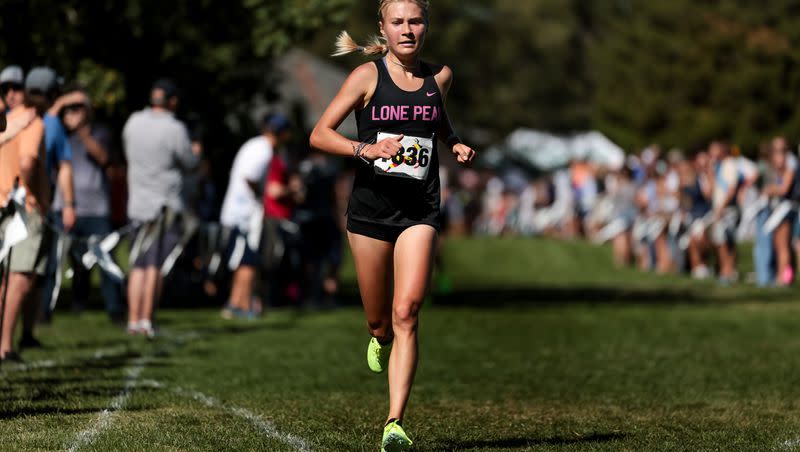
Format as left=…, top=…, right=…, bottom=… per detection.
left=371, top=105, right=440, bottom=122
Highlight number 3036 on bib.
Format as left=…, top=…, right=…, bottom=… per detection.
left=373, top=132, right=434, bottom=181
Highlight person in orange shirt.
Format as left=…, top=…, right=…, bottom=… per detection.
left=0, top=78, right=50, bottom=363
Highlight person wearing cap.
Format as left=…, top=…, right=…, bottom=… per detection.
left=0, top=65, right=25, bottom=112
left=218, top=113, right=291, bottom=318
left=15, top=67, right=76, bottom=350
left=0, top=65, right=25, bottom=136
left=40, top=84, right=123, bottom=324
left=122, top=78, right=199, bottom=337
left=0, top=70, right=50, bottom=362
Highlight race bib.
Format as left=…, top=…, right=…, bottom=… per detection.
left=373, top=132, right=434, bottom=181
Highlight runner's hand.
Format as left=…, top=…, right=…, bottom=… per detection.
left=453, top=143, right=475, bottom=165
left=362, top=134, right=404, bottom=161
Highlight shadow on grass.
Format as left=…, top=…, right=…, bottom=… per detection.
left=420, top=286, right=800, bottom=306
left=430, top=287, right=702, bottom=306
left=435, top=431, right=628, bottom=450
left=0, top=404, right=153, bottom=419
left=0, top=406, right=107, bottom=419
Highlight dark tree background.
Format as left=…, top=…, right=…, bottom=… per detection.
left=3, top=0, right=800, bottom=166
left=0, top=0, right=353, bottom=193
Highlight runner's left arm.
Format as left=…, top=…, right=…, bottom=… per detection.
left=434, top=66, right=475, bottom=165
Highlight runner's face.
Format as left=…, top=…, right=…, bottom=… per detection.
left=380, top=2, right=427, bottom=59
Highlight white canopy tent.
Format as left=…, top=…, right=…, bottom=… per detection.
left=500, top=129, right=626, bottom=171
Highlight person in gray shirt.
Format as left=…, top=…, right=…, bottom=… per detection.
left=122, top=78, right=199, bottom=337
left=42, top=86, right=124, bottom=323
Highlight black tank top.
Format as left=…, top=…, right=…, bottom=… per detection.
left=348, top=58, right=443, bottom=228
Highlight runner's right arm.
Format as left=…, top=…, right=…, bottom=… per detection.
left=310, top=63, right=399, bottom=161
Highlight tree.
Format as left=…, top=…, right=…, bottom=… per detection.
left=0, top=0, right=354, bottom=179
left=585, top=0, right=800, bottom=153
left=306, top=0, right=590, bottom=146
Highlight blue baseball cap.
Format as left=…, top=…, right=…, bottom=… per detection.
left=263, top=113, right=291, bottom=134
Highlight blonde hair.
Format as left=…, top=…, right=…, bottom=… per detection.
left=332, top=0, right=430, bottom=57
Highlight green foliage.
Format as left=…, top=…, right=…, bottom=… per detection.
left=0, top=0, right=353, bottom=139
left=584, top=1, right=800, bottom=153
left=308, top=1, right=800, bottom=153
left=307, top=0, right=591, bottom=144
left=2, top=1, right=799, bottom=156
left=74, top=60, right=126, bottom=115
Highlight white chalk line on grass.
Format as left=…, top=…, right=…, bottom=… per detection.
left=1, top=359, right=58, bottom=373
left=1, top=344, right=131, bottom=375
left=67, top=355, right=148, bottom=452
left=165, top=382, right=312, bottom=452
left=2, top=330, right=203, bottom=377
left=2, top=329, right=312, bottom=452
left=65, top=330, right=199, bottom=452
left=778, top=438, right=800, bottom=451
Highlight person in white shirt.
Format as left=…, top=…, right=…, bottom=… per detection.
left=219, top=114, right=288, bottom=318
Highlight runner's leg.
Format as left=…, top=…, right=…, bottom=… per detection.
left=388, top=224, right=437, bottom=422
left=348, top=231, right=394, bottom=342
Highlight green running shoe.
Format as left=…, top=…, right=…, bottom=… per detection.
left=382, top=420, right=413, bottom=452
left=367, top=337, right=392, bottom=373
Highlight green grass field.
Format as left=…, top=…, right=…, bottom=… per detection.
left=3, top=238, right=800, bottom=451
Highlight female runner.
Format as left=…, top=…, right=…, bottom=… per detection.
left=310, top=1, right=475, bottom=450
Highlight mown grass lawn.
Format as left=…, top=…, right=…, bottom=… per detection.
left=3, top=238, right=800, bottom=451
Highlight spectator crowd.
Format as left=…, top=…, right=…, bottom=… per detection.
left=457, top=138, right=800, bottom=288
left=0, top=65, right=343, bottom=363
left=0, top=63, right=795, bottom=364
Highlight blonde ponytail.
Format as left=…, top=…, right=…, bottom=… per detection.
left=332, top=31, right=388, bottom=57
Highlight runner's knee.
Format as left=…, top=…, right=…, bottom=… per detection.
left=392, top=299, right=420, bottom=332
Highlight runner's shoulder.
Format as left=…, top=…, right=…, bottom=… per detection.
left=425, top=61, right=450, bottom=75
left=345, top=62, right=380, bottom=106
left=428, top=63, right=453, bottom=93
left=348, top=62, right=379, bottom=84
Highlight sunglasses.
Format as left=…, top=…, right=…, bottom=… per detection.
left=0, top=83, right=23, bottom=95
left=63, top=103, right=87, bottom=112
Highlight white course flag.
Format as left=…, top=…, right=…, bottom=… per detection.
left=82, top=231, right=125, bottom=282
left=764, top=199, right=794, bottom=235
left=593, top=218, right=628, bottom=244
left=0, top=186, right=29, bottom=263
left=161, top=214, right=200, bottom=277
left=48, top=234, right=73, bottom=312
